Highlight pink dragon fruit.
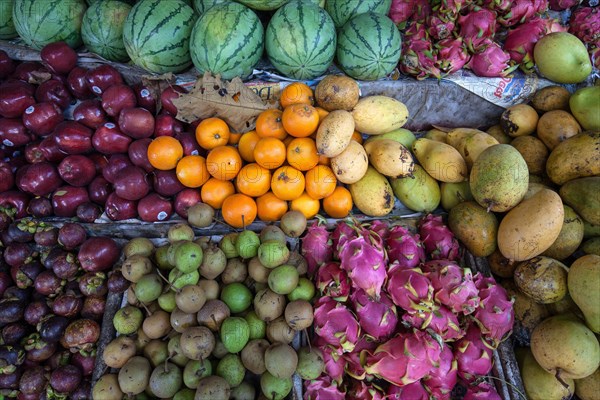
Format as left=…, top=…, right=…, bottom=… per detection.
left=339, top=231, right=387, bottom=300
left=427, top=11, right=458, bottom=40
left=467, top=39, right=519, bottom=77
left=549, top=0, right=580, bottom=10
left=436, top=0, right=469, bottom=15
left=479, top=0, right=513, bottom=14
left=453, top=324, right=494, bottom=382
left=472, top=274, right=515, bottom=348
left=504, top=17, right=552, bottom=71
left=386, top=225, right=426, bottom=269
left=463, top=381, right=503, bottom=400
left=351, top=289, right=398, bottom=341
left=302, top=220, right=333, bottom=278
left=498, top=0, right=548, bottom=27
left=387, top=381, right=430, bottom=400
left=316, top=261, right=351, bottom=302
left=368, top=219, right=390, bottom=241
left=418, top=214, right=460, bottom=261
left=304, top=376, right=346, bottom=400
left=569, top=7, right=600, bottom=44
left=436, top=37, right=471, bottom=75
left=387, top=265, right=435, bottom=315
left=399, top=23, right=442, bottom=80
left=389, top=0, right=417, bottom=28
left=343, top=336, right=378, bottom=380
left=347, top=381, right=386, bottom=400
left=313, top=297, right=361, bottom=353
left=422, top=344, right=458, bottom=400
left=331, top=221, right=357, bottom=259
left=362, top=330, right=442, bottom=386
left=422, top=260, right=480, bottom=315
left=412, top=0, right=433, bottom=22
left=320, top=344, right=347, bottom=384
left=458, top=8, right=498, bottom=53
left=402, top=305, right=465, bottom=342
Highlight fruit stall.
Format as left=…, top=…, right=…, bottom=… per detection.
left=0, top=0, right=599, bottom=399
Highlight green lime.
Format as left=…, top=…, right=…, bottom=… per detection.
left=245, top=310, right=266, bottom=339
left=287, top=277, right=316, bottom=302
left=220, top=317, right=250, bottom=353
left=175, top=241, right=204, bottom=273
left=220, top=282, right=252, bottom=313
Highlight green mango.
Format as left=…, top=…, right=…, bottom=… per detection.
left=559, top=177, right=600, bottom=225
left=440, top=181, right=473, bottom=211
left=389, top=165, right=440, bottom=213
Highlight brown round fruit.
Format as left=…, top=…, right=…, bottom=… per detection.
left=315, top=75, right=360, bottom=112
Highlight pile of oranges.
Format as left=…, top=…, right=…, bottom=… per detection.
left=147, top=82, right=357, bottom=228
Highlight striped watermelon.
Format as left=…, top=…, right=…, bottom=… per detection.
left=123, top=0, right=197, bottom=74
left=265, top=0, right=336, bottom=80
left=325, top=0, right=392, bottom=29
left=336, top=12, right=401, bottom=81
left=193, top=0, right=228, bottom=14
left=0, top=0, right=17, bottom=39
left=12, top=0, right=87, bottom=50
left=190, top=2, right=264, bottom=80
left=81, top=0, right=131, bottom=62
left=236, top=0, right=289, bottom=10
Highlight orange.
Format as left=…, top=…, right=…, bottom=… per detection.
left=256, top=109, right=287, bottom=140
left=323, top=186, right=353, bottom=218
left=271, top=166, right=305, bottom=201
left=315, top=106, right=329, bottom=122
left=195, top=117, right=230, bottom=150
left=256, top=191, right=288, bottom=222
left=148, top=136, right=184, bottom=170
left=206, top=145, right=242, bottom=181
left=351, top=130, right=363, bottom=144
left=282, top=104, right=319, bottom=138
left=253, top=137, right=286, bottom=170
left=238, top=130, right=260, bottom=162
left=221, top=193, right=257, bottom=228
left=201, top=177, right=235, bottom=209
left=228, top=131, right=242, bottom=145
left=235, top=163, right=271, bottom=197
left=286, top=137, right=319, bottom=171
left=290, top=192, right=320, bottom=219
left=279, top=82, right=314, bottom=108
left=305, top=165, right=337, bottom=200
left=175, top=155, right=210, bottom=188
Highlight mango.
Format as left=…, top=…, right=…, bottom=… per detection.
left=486, top=124, right=511, bottom=144
left=559, top=177, right=600, bottom=225
left=351, top=96, right=408, bottom=135
left=521, top=348, right=575, bottom=400
left=581, top=238, right=600, bottom=256
left=363, top=128, right=416, bottom=149
left=542, top=205, right=584, bottom=260
left=546, top=131, right=600, bottom=185
left=411, top=138, right=468, bottom=183
left=439, top=181, right=473, bottom=212
left=497, top=189, right=564, bottom=261
left=316, top=110, right=355, bottom=157
left=424, top=128, right=447, bottom=143
left=511, top=136, right=549, bottom=176
left=575, top=368, right=600, bottom=400
left=364, top=139, right=414, bottom=178
left=389, top=165, right=440, bottom=213
left=330, top=140, right=368, bottom=184
left=584, top=220, right=600, bottom=238
left=448, top=201, right=498, bottom=257
left=514, top=256, right=568, bottom=304
left=348, top=166, right=394, bottom=217
left=569, top=254, right=600, bottom=333
left=446, top=128, right=483, bottom=148
left=470, top=144, right=529, bottom=212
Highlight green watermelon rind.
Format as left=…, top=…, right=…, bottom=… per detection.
left=81, top=0, right=131, bottom=62
left=325, top=0, right=392, bottom=29
left=189, top=2, right=264, bottom=80
left=265, top=0, right=336, bottom=80
left=123, top=0, right=197, bottom=74
left=193, top=0, right=229, bottom=14
left=0, top=0, right=18, bottom=40
left=12, top=0, right=87, bottom=50
left=336, top=12, right=401, bottom=81
left=236, top=0, right=289, bottom=11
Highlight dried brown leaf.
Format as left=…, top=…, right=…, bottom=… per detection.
left=172, top=72, right=277, bottom=133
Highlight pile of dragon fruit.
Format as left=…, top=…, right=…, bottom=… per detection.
left=388, top=0, right=599, bottom=79
left=301, top=215, right=515, bottom=400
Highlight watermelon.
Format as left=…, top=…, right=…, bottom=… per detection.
left=123, top=0, right=197, bottom=74
left=265, top=0, right=336, bottom=80
left=336, top=12, right=401, bottom=81
left=236, top=0, right=288, bottom=10
left=193, top=0, right=228, bottom=14
left=12, top=0, right=87, bottom=50
left=0, top=0, right=17, bottom=39
left=81, top=0, right=131, bottom=62
left=325, top=0, right=392, bottom=29
left=190, top=2, right=264, bottom=80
